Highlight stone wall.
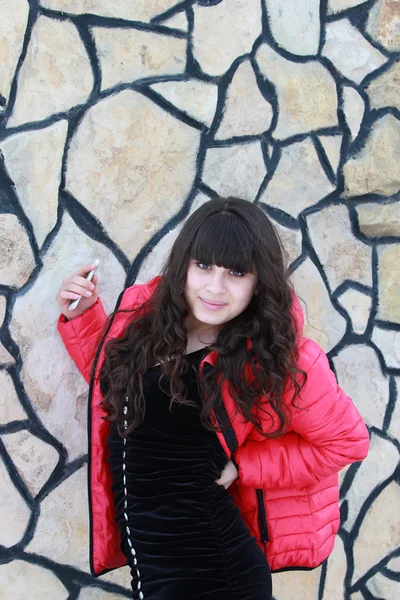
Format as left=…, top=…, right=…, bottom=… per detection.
left=0, top=1, right=399, bottom=598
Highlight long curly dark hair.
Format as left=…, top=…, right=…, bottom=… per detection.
left=98, top=196, right=306, bottom=439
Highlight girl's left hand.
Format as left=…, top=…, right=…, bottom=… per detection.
left=215, top=460, right=238, bottom=489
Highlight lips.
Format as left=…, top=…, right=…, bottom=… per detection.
left=200, top=298, right=227, bottom=311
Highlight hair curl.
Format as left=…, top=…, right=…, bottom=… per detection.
left=97, top=196, right=306, bottom=439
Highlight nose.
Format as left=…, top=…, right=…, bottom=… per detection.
left=206, top=269, right=227, bottom=295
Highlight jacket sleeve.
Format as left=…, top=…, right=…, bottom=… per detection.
left=57, top=297, right=108, bottom=384
left=234, top=340, right=370, bottom=489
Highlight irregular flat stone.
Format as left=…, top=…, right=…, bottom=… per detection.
left=137, top=225, right=182, bottom=285
left=192, top=0, right=262, bottom=77
left=337, top=288, right=372, bottom=334
left=341, top=85, right=365, bottom=141
left=215, top=60, right=273, bottom=139
left=365, top=60, right=400, bottom=112
left=366, top=0, right=400, bottom=53
left=93, top=27, right=186, bottom=91
left=291, top=258, right=347, bottom=352
left=322, top=535, right=347, bottom=600
left=27, top=465, right=90, bottom=571
left=160, top=10, right=188, bottom=32
left=0, top=341, right=14, bottom=365
left=352, top=482, right=400, bottom=582
left=10, top=212, right=125, bottom=461
left=202, top=142, right=266, bottom=201
left=265, top=0, right=320, bottom=55
left=260, top=138, right=335, bottom=218
left=333, top=345, right=389, bottom=428
left=0, top=560, right=68, bottom=599
left=0, top=370, right=26, bottom=424
left=150, top=79, right=218, bottom=127
left=318, top=134, right=342, bottom=176
left=42, top=0, right=178, bottom=20
left=387, top=554, right=400, bottom=571
left=66, top=90, right=200, bottom=260
left=327, top=0, right=369, bottom=13
left=377, top=244, right=400, bottom=323
left=2, top=430, right=59, bottom=497
left=388, top=377, right=400, bottom=442
left=8, top=16, right=93, bottom=128
left=98, top=565, right=132, bottom=591
left=367, top=572, right=400, bottom=600
left=0, top=120, right=68, bottom=248
left=79, top=586, right=130, bottom=600
left=344, top=115, right=400, bottom=197
left=372, top=326, right=400, bottom=369
left=343, top=432, right=399, bottom=532
left=0, top=0, right=29, bottom=104
left=0, top=295, right=5, bottom=326
left=322, top=19, right=387, bottom=84
left=270, top=567, right=321, bottom=600
left=269, top=218, right=302, bottom=267
left=256, top=43, right=338, bottom=140
left=0, top=454, right=30, bottom=547
left=0, top=213, right=36, bottom=288
left=356, top=201, right=400, bottom=237
left=306, top=204, right=372, bottom=291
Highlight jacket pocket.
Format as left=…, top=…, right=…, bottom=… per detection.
left=256, top=488, right=269, bottom=553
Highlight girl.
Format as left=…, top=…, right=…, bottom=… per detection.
left=56, top=197, right=369, bottom=600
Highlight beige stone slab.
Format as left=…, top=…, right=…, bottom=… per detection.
left=2, top=429, right=59, bottom=496
left=0, top=341, right=14, bottom=365
left=265, top=0, right=320, bottom=56
left=387, top=377, right=400, bottom=442
left=98, top=564, right=132, bottom=590
left=9, top=212, right=125, bottom=460
left=270, top=218, right=302, bottom=268
left=0, top=454, right=30, bottom=547
left=327, top=0, right=369, bottom=14
left=0, top=213, right=36, bottom=288
left=366, top=60, right=400, bottom=112
left=337, top=288, right=372, bottom=334
left=322, top=535, right=347, bottom=600
left=306, top=204, right=372, bottom=291
left=352, top=482, right=400, bottom=582
left=0, top=370, right=26, bottom=424
left=356, top=201, right=400, bottom=237
left=202, top=142, right=266, bottom=201
left=333, top=345, right=388, bottom=428
left=0, top=560, right=68, bottom=599
left=0, top=0, right=29, bottom=103
left=160, top=10, right=188, bottom=32
left=272, top=567, right=321, bottom=600
left=150, top=79, right=218, bottom=127
left=372, top=326, right=400, bottom=369
left=0, top=120, right=68, bottom=248
left=93, top=27, right=186, bottom=91
left=8, top=16, right=93, bottom=127
left=291, top=257, right=347, bottom=352
left=215, top=60, right=273, bottom=139
left=42, top=0, right=178, bottom=21
left=27, top=465, right=90, bottom=571
left=367, top=572, right=400, bottom=600
left=256, top=43, right=338, bottom=141
left=318, top=134, right=342, bottom=176
left=79, top=587, right=131, bottom=600
left=192, top=0, right=262, bottom=77
left=260, top=138, right=335, bottom=217
left=341, top=85, right=365, bottom=141
left=0, top=295, right=5, bottom=327
left=344, top=114, right=400, bottom=198
left=366, top=0, right=400, bottom=52
left=322, top=19, right=387, bottom=84
left=377, top=244, right=400, bottom=323
left=66, top=89, right=200, bottom=261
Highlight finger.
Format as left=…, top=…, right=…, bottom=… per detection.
left=65, top=282, right=93, bottom=297
left=71, top=275, right=96, bottom=290
left=59, top=290, right=82, bottom=301
left=73, top=263, right=99, bottom=278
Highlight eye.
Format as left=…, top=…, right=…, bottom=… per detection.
left=195, top=262, right=210, bottom=270
left=230, top=270, right=245, bottom=278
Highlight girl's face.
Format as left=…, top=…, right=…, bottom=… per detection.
left=184, top=259, right=259, bottom=334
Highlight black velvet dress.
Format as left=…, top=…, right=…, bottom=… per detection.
left=107, top=347, right=272, bottom=600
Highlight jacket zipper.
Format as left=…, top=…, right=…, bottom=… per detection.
left=256, top=489, right=269, bottom=553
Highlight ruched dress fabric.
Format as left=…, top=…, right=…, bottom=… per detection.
left=107, top=347, right=272, bottom=600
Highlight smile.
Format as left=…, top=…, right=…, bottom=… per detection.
left=200, top=298, right=227, bottom=311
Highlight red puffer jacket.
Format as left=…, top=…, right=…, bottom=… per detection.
left=57, top=275, right=370, bottom=577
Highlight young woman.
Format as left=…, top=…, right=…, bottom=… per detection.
left=56, top=197, right=369, bottom=600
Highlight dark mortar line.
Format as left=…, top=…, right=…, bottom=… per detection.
left=318, top=0, right=328, bottom=57
left=382, top=377, right=398, bottom=435
left=298, top=189, right=345, bottom=222
left=338, top=525, right=357, bottom=599
left=331, top=280, right=373, bottom=301
left=250, top=51, right=279, bottom=136
left=275, top=126, right=342, bottom=148
left=38, top=7, right=188, bottom=39
left=59, top=191, right=131, bottom=274
left=311, top=135, right=337, bottom=186
left=0, top=93, right=6, bottom=107
left=138, top=87, right=206, bottom=132
left=259, top=201, right=300, bottom=230
left=357, top=585, right=379, bottom=600
left=369, top=424, right=400, bottom=453
left=340, top=460, right=364, bottom=501
left=287, top=252, right=307, bottom=278
left=351, top=544, right=400, bottom=594
left=207, top=133, right=267, bottom=147
left=36, top=453, right=88, bottom=504
left=346, top=0, right=377, bottom=33
left=184, top=5, right=217, bottom=83
left=380, top=565, right=400, bottom=582
left=336, top=90, right=352, bottom=191
left=325, top=0, right=375, bottom=25
left=345, top=191, right=400, bottom=205
left=196, top=182, right=219, bottom=200
left=317, top=557, right=328, bottom=600
left=370, top=339, right=400, bottom=376
left=0, top=419, right=30, bottom=435
left=151, top=0, right=190, bottom=24
left=2, top=2, right=39, bottom=123
left=375, top=320, right=400, bottom=332
left=71, top=19, right=102, bottom=99
left=0, top=436, right=34, bottom=507
left=14, top=550, right=132, bottom=597
left=361, top=55, right=400, bottom=89
left=358, top=27, right=395, bottom=61
left=347, top=106, right=400, bottom=159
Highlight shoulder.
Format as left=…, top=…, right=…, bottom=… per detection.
left=296, top=337, right=328, bottom=373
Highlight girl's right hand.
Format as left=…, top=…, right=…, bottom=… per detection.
left=56, top=263, right=100, bottom=321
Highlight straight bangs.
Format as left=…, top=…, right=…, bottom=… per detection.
left=189, top=211, right=256, bottom=274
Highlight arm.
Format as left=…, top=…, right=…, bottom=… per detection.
left=235, top=340, right=370, bottom=489
left=57, top=297, right=108, bottom=384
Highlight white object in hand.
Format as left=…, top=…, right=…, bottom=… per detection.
left=68, top=259, right=100, bottom=311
